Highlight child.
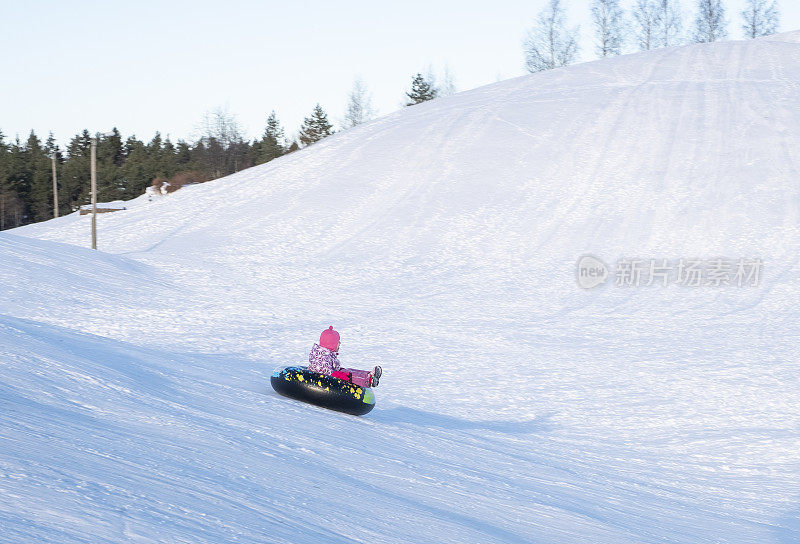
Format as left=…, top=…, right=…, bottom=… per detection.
left=308, top=326, right=382, bottom=388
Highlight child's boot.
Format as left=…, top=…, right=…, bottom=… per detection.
left=371, top=366, right=382, bottom=387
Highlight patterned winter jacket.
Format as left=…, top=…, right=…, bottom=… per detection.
left=308, top=343, right=342, bottom=375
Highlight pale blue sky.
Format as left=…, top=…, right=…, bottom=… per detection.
left=1, top=0, right=797, bottom=147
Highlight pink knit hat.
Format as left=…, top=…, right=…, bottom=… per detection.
left=319, top=326, right=340, bottom=351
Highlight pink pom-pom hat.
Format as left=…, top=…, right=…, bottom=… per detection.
left=319, top=326, right=340, bottom=351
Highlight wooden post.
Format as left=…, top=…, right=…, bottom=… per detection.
left=91, top=136, right=97, bottom=250
left=51, top=155, right=59, bottom=218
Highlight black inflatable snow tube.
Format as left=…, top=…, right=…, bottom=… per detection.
left=270, top=366, right=376, bottom=416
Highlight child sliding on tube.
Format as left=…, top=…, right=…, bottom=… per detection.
left=308, top=326, right=381, bottom=388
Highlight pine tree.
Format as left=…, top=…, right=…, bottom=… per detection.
left=0, top=130, right=24, bottom=230
left=9, top=136, right=29, bottom=226
left=104, top=128, right=125, bottom=166
left=148, top=132, right=163, bottom=155
left=175, top=140, right=192, bottom=168
left=741, top=0, right=778, bottom=38
left=0, top=131, right=9, bottom=211
left=228, top=139, right=252, bottom=173
left=61, top=130, right=92, bottom=210
left=159, top=137, right=180, bottom=179
left=405, top=74, right=438, bottom=105
left=23, top=131, right=53, bottom=222
left=96, top=129, right=126, bottom=201
left=524, top=0, right=580, bottom=72
left=256, top=111, right=286, bottom=163
left=0, top=131, right=7, bottom=181
left=189, top=139, right=207, bottom=174
left=298, top=104, right=334, bottom=146
left=145, top=132, right=166, bottom=182
left=119, top=136, right=150, bottom=199
left=44, top=133, right=57, bottom=158
left=591, top=0, right=625, bottom=57
left=693, top=0, right=727, bottom=43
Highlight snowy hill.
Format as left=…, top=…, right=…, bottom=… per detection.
left=3, top=33, right=800, bottom=543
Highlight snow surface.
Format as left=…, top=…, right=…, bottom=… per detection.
left=3, top=33, right=800, bottom=543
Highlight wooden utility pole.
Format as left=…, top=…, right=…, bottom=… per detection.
left=51, top=155, right=59, bottom=218
left=90, top=136, right=97, bottom=249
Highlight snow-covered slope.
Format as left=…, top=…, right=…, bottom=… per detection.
left=4, top=33, right=800, bottom=543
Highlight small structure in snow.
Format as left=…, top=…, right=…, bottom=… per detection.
left=79, top=201, right=127, bottom=215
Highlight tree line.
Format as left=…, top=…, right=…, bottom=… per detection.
left=524, top=0, right=780, bottom=72
left=0, top=116, right=282, bottom=230
left=0, top=71, right=453, bottom=230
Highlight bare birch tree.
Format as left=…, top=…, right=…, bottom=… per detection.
left=633, top=0, right=660, bottom=50
left=439, top=64, right=457, bottom=97
left=197, top=106, right=245, bottom=178
left=741, top=0, right=779, bottom=38
left=592, top=0, right=625, bottom=57
left=656, top=0, right=683, bottom=46
left=343, top=78, right=376, bottom=129
left=523, top=0, right=580, bottom=73
left=692, top=0, right=728, bottom=43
